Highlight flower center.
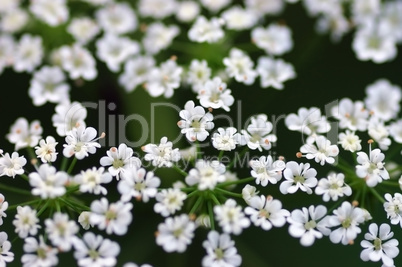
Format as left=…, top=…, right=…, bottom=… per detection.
left=294, top=175, right=305, bottom=184
left=37, top=247, right=47, bottom=259
left=214, top=248, right=225, bottom=260
left=112, top=159, right=124, bottom=169
left=341, top=217, right=352, bottom=228
left=373, top=238, right=382, bottom=251
left=304, top=220, right=317, bottom=230
left=88, top=249, right=99, bottom=260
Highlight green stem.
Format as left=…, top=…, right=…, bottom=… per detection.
left=209, top=193, right=221, bottom=205
left=217, top=177, right=254, bottom=188
left=67, top=157, right=77, bottom=174
left=60, top=156, right=69, bottom=172
left=8, top=199, right=42, bottom=210
left=218, top=150, right=224, bottom=161
left=37, top=200, right=50, bottom=217
left=0, top=183, right=32, bottom=196
left=367, top=187, right=385, bottom=204
left=186, top=189, right=199, bottom=199
left=189, top=196, right=203, bottom=215
left=227, top=147, right=248, bottom=170
left=26, top=147, right=37, bottom=162
left=381, top=180, right=400, bottom=187
left=19, top=173, right=29, bottom=182
left=172, top=165, right=188, bottom=176
left=215, top=187, right=242, bottom=198
left=207, top=200, right=215, bottom=230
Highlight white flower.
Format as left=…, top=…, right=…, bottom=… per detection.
left=146, top=59, right=183, bottom=98
left=58, top=44, right=97, bottom=81
left=78, top=211, right=92, bottom=230
left=360, top=223, right=399, bottom=267
left=0, top=34, right=14, bottom=74
left=221, top=6, right=258, bottom=30
left=365, top=79, right=401, bottom=121
left=351, top=0, right=380, bottom=25
left=280, top=161, right=318, bottom=194
left=28, top=66, right=70, bottom=106
left=331, top=98, right=369, bottom=131
left=74, top=167, right=112, bottom=195
left=100, top=143, right=142, bottom=180
left=22, top=236, right=58, bottom=267
left=95, top=2, right=137, bottom=35
left=138, top=0, right=176, bottom=19
left=67, top=17, right=100, bottom=45
left=256, top=57, right=296, bottom=90
left=118, top=168, right=160, bottom=202
left=96, top=34, right=140, bottom=72
left=249, top=155, right=285, bottom=186
left=300, top=135, right=339, bottom=165
left=223, top=48, right=257, bottom=85
left=156, top=214, right=196, bottom=253
left=29, top=164, right=68, bottom=199
left=45, top=212, right=79, bottom=252
left=142, top=137, right=181, bottom=168
left=188, top=16, right=224, bottom=43
left=287, top=205, right=327, bottom=246
left=13, top=34, right=43, bottom=73
left=35, top=136, right=58, bottom=163
left=90, top=198, right=133, bottom=235
left=389, top=119, right=402, bottom=144
left=327, top=201, right=366, bottom=245
left=0, top=8, right=28, bottom=33
left=200, top=0, right=230, bottom=12
left=178, top=100, right=214, bottom=142
left=72, top=232, right=120, bottom=267
left=285, top=107, right=331, bottom=136
left=240, top=114, right=277, bottom=151
left=176, top=1, right=200, bottom=22
left=186, top=59, right=211, bottom=92
left=13, top=206, right=41, bottom=238
left=185, top=160, right=226, bottom=190
left=368, top=117, right=391, bottom=150
left=0, top=0, right=19, bottom=13
left=154, top=188, right=187, bottom=217
left=142, top=23, right=179, bottom=55
left=202, top=231, right=242, bottom=267
left=7, top=117, right=42, bottom=150
left=242, top=184, right=259, bottom=204
left=0, top=152, right=27, bottom=178
left=0, top=194, right=7, bottom=226
left=315, top=173, right=352, bottom=202
left=245, top=0, right=284, bottom=16
left=244, top=195, right=289, bottom=231
left=30, top=0, right=68, bottom=26
left=338, top=130, right=362, bottom=152
left=0, top=232, right=14, bottom=265
left=379, top=1, right=402, bottom=43
left=356, top=146, right=389, bottom=187
left=52, top=101, right=87, bottom=137
left=251, top=23, right=293, bottom=55
left=63, top=126, right=103, bottom=160
left=119, top=56, right=155, bottom=93
left=384, top=193, right=402, bottom=227
left=211, top=127, right=240, bottom=151
left=198, top=77, right=235, bottom=111
left=214, top=199, right=250, bottom=235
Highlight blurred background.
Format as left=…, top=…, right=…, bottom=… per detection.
left=0, top=1, right=402, bottom=266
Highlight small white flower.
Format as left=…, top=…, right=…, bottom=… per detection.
left=74, top=167, right=113, bottom=195
left=118, top=168, right=160, bottom=202
left=67, top=17, right=100, bottom=45
left=188, top=16, right=224, bottom=43
left=13, top=34, right=43, bottom=73
left=185, top=160, right=226, bottom=190
left=223, top=48, right=257, bottom=85
left=78, top=211, right=92, bottom=230
left=154, top=188, right=187, bottom=217
left=30, top=0, right=68, bottom=26
left=251, top=23, right=293, bottom=55
left=214, top=199, right=250, bottom=235
left=221, top=5, right=258, bottom=30
left=200, top=0, right=230, bottom=12
left=327, top=201, right=366, bottom=245
left=186, top=59, right=211, bottom=92
left=119, top=56, right=155, bottom=93
left=360, top=223, right=399, bottom=267
left=287, top=205, right=328, bottom=246
left=0, top=232, right=14, bottom=265
left=356, top=146, right=389, bottom=187
left=384, top=193, right=402, bottom=227
left=389, top=119, right=402, bottom=144
left=198, top=77, right=235, bottom=111
left=45, top=212, right=79, bottom=252
left=249, top=155, right=285, bottom=186
left=245, top=195, right=289, bottom=231
left=142, top=23, right=179, bottom=55
left=90, top=198, right=133, bottom=235
left=331, top=98, right=369, bottom=131
left=315, top=172, right=352, bottom=202
left=0, top=194, right=7, bottom=226
left=156, top=214, right=196, bottom=253
left=138, top=0, right=176, bottom=19
left=240, top=114, right=277, bottom=151
left=285, top=107, right=331, bottom=136
left=368, top=116, right=391, bottom=151
left=211, top=127, right=241, bottom=151
left=35, top=136, right=58, bottom=163
left=146, top=59, right=183, bottom=98
left=338, top=130, right=362, bottom=152
left=73, top=232, right=120, bottom=267
left=256, top=57, right=296, bottom=90
left=300, top=135, right=339, bottom=165
left=52, top=101, right=87, bottom=137
left=7, top=117, right=42, bottom=151
left=1, top=8, right=29, bottom=33
left=63, top=126, right=103, bottom=160
left=245, top=0, right=284, bottom=16
left=0, top=151, right=27, bottom=178
left=13, top=206, right=41, bottom=238
left=178, top=100, right=214, bottom=142
left=29, top=164, right=68, bottom=199
left=242, top=184, right=259, bottom=204
left=0, top=34, right=14, bottom=74
left=58, top=44, right=97, bottom=81
left=95, top=2, right=137, bottom=35
left=142, top=137, right=181, bottom=168
left=176, top=1, right=200, bottom=22
left=202, top=231, right=242, bottom=267
left=22, top=236, right=58, bottom=267
left=280, top=161, right=318, bottom=195
left=100, top=143, right=142, bottom=180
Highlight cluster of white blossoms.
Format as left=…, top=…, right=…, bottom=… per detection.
left=0, top=0, right=402, bottom=267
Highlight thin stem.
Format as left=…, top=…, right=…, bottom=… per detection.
left=19, top=173, right=29, bottom=182
left=217, top=177, right=254, bottom=188
left=0, top=183, right=32, bottom=196
left=37, top=200, right=50, bottom=217
left=381, top=180, right=400, bottom=187
left=186, top=190, right=199, bottom=199
left=172, top=165, right=188, bottom=176
left=367, top=187, right=385, bottom=204
left=218, top=150, right=224, bottom=161
left=189, top=196, right=203, bottom=215
left=215, top=187, right=242, bottom=198
left=209, top=193, right=221, bottom=205
left=67, top=157, right=78, bottom=174
left=60, top=156, right=69, bottom=172
left=207, top=200, right=215, bottom=230
left=8, top=199, right=42, bottom=210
